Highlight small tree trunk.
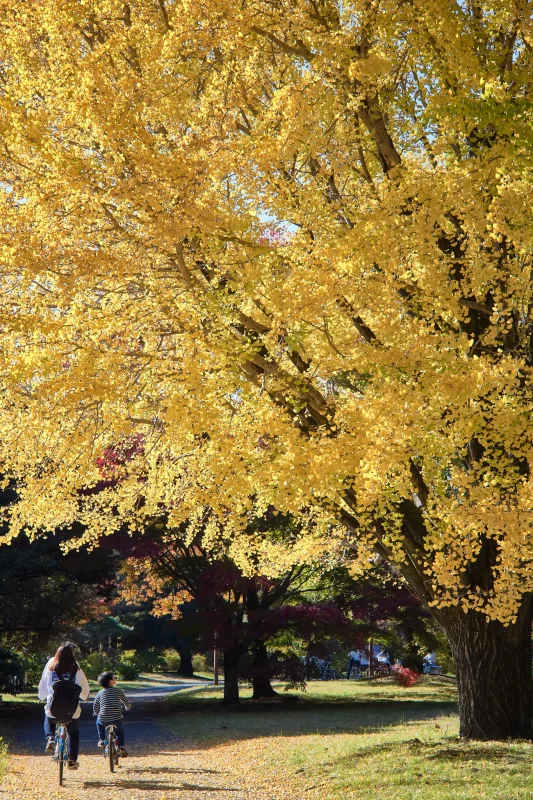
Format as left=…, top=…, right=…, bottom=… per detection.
left=305, top=648, right=312, bottom=682
left=222, top=646, right=241, bottom=704
left=438, top=598, right=533, bottom=739
left=177, top=646, right=194, bottom=678
left=251, top=640, right=279, bottom=699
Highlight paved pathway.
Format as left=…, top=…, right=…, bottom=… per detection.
left=0, top=682, right=272, bottom=800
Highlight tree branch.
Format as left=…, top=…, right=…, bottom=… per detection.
left=251, top=25, right=314, bottom=62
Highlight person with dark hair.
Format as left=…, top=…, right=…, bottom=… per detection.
left=93, top=671, right=131, bottom=756
left=38, top=642, right=90, bottom=770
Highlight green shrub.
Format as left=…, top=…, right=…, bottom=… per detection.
left=116, top=650, right=140, bottom=681
left=82, top=651, right=118, bottom=681
left=20, top=651, right=50, bottom=686
left=0, top=648, right=23, bottom=685
left=192, top=653, right=207, bottom=673
left=116, top=661, right=139, bottom=680
left=133, top=648, right=165, bottom=673
left=162, top=648, right=181, bottom=671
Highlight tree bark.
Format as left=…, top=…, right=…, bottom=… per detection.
left=251, top=640, right=279, bottom=699
left=222, top=646, right=242, bottom=704
left=177, top=646, right=194, bottom=678
left=436, top=598, right=533, bottom=739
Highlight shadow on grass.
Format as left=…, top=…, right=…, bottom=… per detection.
left=327, top=736, right=533, bottom=770
left=161, top=698, right=458, bottom=748
left=428, top=744, right=533, bottom=763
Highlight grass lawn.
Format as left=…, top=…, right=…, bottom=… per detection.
left=162, top=677, right=533, bottom=800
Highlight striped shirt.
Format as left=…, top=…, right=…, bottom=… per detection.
left=93, top=686, right=131, bottom=723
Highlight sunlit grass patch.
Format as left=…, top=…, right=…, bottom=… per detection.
left=0, top=692, right=39, bottom=705
left=164, top=676, right=458, bottom=708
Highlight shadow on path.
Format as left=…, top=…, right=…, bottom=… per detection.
left=83, top=779, right=238, bottom=792
left=7, top=701, right=186, bottom=757
left=131, top=766, right=224, bottom=775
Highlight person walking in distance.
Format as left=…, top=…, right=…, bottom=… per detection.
left=347, top=649, right=361, bottom=678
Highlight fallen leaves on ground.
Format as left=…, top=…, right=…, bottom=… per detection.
left=0, top=740, right=305, bottom=800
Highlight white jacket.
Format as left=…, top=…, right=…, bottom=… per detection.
left=38, top=658, right=90, bottom=719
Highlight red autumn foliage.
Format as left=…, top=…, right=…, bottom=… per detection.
left=392, top=665, right=420, bottom=687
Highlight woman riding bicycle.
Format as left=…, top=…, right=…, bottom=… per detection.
left=38, top=642, right=90, bottom=770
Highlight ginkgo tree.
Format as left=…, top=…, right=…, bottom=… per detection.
left=1, top=0, right=533, bottom=738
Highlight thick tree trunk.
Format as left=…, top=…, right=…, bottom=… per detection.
left=437, top=598, right=533, bottom=739
left=358, top=495, right=533, bottom=741
left=222, top=646, right=241, bottom=704
left=177, top=646, right=194, bottom=678
left=251, top=640, right=279, bottom=699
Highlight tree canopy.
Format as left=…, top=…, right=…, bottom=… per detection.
left=1, top=0, right=533, bottom=632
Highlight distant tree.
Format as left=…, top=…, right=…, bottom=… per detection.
left=78, top=616, right=134, bottom=655
left=109, top=598, right=203, bottom=678
left=328, top=568, right=441, bottom=668
left=0, top=532, right=116, bottom=651
left=118, top=528, right=320, bottom=703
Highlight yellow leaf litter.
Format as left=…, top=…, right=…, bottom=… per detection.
left=0, top=738, right=306, bottom=800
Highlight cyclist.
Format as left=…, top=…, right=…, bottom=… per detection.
left=423, top=652, right=438, bottom=673
left=93, top=671, right=131, bottom=756
left=377, top=649, right=391, bottom=673
left=38, top=642, right=90, bottom=770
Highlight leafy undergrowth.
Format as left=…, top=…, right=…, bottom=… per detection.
left=0, top=737, right=7, bottom=783
left=161, top=678, right=533, bottom=799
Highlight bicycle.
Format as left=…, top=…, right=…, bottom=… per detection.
left=423, top=664, right=443, bottom=676
left=365, top=663, right=391, bottom=678
left=104, top=723, right=121, bottom=772
left=52, top=720, right=70, bottom=786
left=346, top=666, right=362, bottom=680
left=318, top=658, right=341, bottom=680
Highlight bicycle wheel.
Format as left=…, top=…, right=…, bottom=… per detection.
left=58, top=738, right=64, bottom=787
left=108, top=729, right=115, bottom=773
left=58, top=726, right=68, bottom=787
left=114, top=740, right=120, bottom=769
left=349, top=667, right=362, bottom=680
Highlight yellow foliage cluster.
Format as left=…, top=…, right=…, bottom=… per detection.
left=0, top=1, right=532, bottom=622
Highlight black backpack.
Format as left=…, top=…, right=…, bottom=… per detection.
left=49, top=671, right=82, bottom=720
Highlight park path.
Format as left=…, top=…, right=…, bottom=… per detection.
left=0, top=684, right=296, bottom=800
